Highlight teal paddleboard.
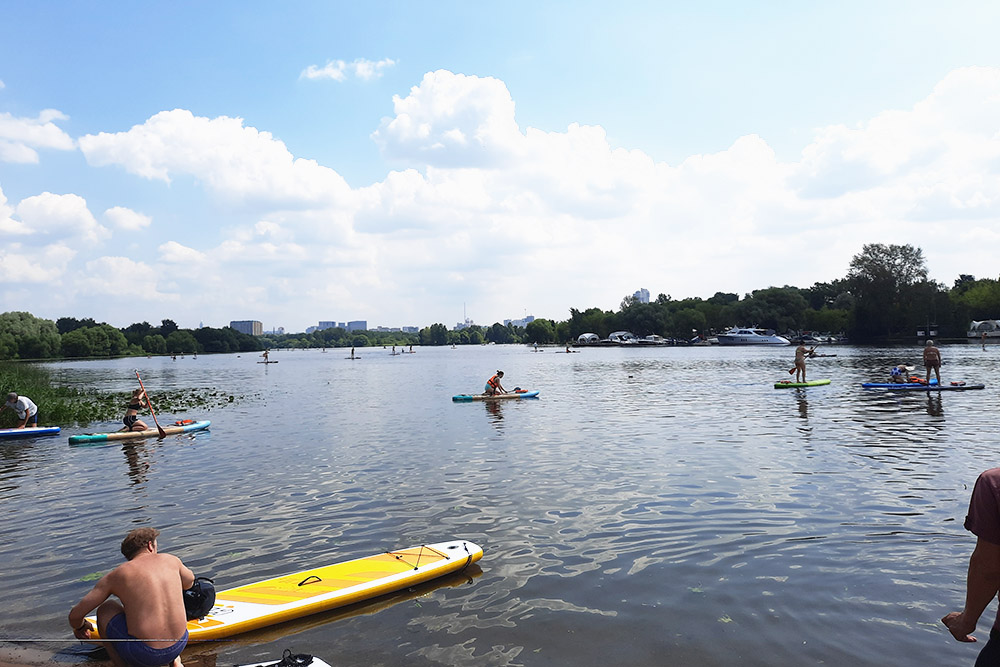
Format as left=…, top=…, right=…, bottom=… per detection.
left=69, top=420, right=210, bottom=444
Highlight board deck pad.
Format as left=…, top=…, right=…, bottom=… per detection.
left=87, top=540, right=482, bottom=642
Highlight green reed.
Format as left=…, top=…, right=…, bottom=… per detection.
left=0, top=362, right=243, bottom=427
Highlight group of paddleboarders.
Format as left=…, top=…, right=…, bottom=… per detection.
left=884, top=341, right=944, bottom=385
left=69, top=527, right=193, bottom=667
left=792, top=339, right=945, bottom=386
left=0, top=392, right=39, bottom=429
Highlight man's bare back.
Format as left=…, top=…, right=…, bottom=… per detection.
left=69, top=529, right=194, bottom=667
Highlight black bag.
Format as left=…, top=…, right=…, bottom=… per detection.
left=183, top=576, right=216, bottom=620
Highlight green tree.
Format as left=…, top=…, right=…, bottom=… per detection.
left=165, top=330, right=199, bottom=353
left=524, top=319, right=556, bottom=343
left=61, top=329, right=93, bottom=357
left=56, top=316, right=98, bottom=335
left=142, top=334, right=168, bottom=354
left=846, top=243, right=929, bottom=340
left=486, top=323, right=516, bottom=344
left=0, top=312, right=62, bottom=359
left=671, top=308, right=707, bottom=338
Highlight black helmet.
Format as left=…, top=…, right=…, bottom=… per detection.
left=183, top=577, right=216, bottom=620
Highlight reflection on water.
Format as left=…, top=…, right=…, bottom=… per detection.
left=0, top=344, right=997, bottom=666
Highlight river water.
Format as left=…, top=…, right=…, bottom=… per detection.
left=0, top=343, right=996, bottom=666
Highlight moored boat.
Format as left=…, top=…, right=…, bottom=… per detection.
left=716, top=327, right=790, bottom=346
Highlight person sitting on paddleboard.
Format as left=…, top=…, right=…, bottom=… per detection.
left=123, top=389, right=149, bottom=432
left=484, top=370, right=507, bottom=396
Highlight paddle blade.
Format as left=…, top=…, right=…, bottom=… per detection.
left=788, top=368, right=795, bottom=374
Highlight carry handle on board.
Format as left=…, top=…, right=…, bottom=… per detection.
left=298, top=575, right=321, bottom=586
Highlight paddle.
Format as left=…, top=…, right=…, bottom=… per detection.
left=134, top=370, right=167, bottom=438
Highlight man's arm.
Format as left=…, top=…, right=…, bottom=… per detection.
left=68, top=575, right=114, bottom=638
left=943, top=537, right=1000, bottom=642
left=179, top=560, right=195, bottom=590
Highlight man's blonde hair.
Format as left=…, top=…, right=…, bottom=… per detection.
left=120, top=527, right=160, bottom=559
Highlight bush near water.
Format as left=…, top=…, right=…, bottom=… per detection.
left=2, top=244, right=1000, bottom=361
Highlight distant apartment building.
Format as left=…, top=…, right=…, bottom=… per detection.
left=633, top=288, right=650, bottom=304
left=230, top=320, right=263, bottom=336
left=454, top=318, right=476, bottom=330
left=505, top=315, right=535, bottom=328
left=347, top=321, right=367, bottom=332
left=402, top=326, right=419, bottom=334
left=318, top=321, right=339, bottom=330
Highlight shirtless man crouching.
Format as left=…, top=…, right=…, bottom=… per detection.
left=69, top=528, right=194, bottom=667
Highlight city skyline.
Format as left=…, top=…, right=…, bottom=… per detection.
left=4, top=3, right=1000, bottom=331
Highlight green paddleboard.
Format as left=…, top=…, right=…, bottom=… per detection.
left=774, top=379, right=831, bottom=389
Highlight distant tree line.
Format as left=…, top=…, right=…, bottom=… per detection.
left=0, top=314, right=264, bottom=361
left=1, top=244, right=998, bottom=360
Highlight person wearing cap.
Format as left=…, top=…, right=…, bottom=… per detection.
left=68, top=527, right=194, bottom=667
left=1, top=392, right=38, bottom=429
left=924, top=340, right=942, bottom=385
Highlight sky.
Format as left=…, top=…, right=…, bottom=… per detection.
left=3, top=1, right=1000, bottom=333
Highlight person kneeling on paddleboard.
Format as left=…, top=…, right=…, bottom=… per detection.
left=484, top=370, right=507, bottom=396
left=123, top=389, right=150, bottom=432
left=69, top=527, right=194, bottom=667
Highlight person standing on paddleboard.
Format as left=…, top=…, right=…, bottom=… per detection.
left=1, top=392, right=38, bottom=429
left=69, top=527, right=194, bottom=667
left=924, top=340, right=942, bottom=385
left=793, top=344, right=816, bottom=383
left=484, top=370, right=507, bottom=396
left=122, top=389, right=150, bottom=432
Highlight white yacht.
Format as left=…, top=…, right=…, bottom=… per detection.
left=716, top=327, right=791, bottom=346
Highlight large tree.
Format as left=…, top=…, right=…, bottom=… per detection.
left=846, top=243, right=930, bottom=339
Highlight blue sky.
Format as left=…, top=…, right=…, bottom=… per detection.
left=3, top=1, right=1000, bottom=332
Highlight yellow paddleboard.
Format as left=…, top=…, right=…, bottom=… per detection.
left=88, top=540, right=482, bottom=642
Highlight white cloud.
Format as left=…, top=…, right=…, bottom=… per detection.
left=78, top=256, right=177, bottom=301
left=11, top=66, right=1000, bottom=331
left=13, top=192, right=109, bottom=244
left=158, top=241, right=207, bottom=264
left=372, top=70, right=523, bottom=168
left=0, top=243, right=76, bottom=282
left=301, top=58, right=396, bottom=82
left=104, top=206, right=152, bottom=230
left=78, top=109, right=354, bottom=208
left=0, top=109, right=75, bottom=163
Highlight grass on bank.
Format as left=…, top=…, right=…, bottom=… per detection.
left=0, top=362, right=240, bottom=428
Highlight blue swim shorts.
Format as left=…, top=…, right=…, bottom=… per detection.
left=105, top=613, right=187, bottom=667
